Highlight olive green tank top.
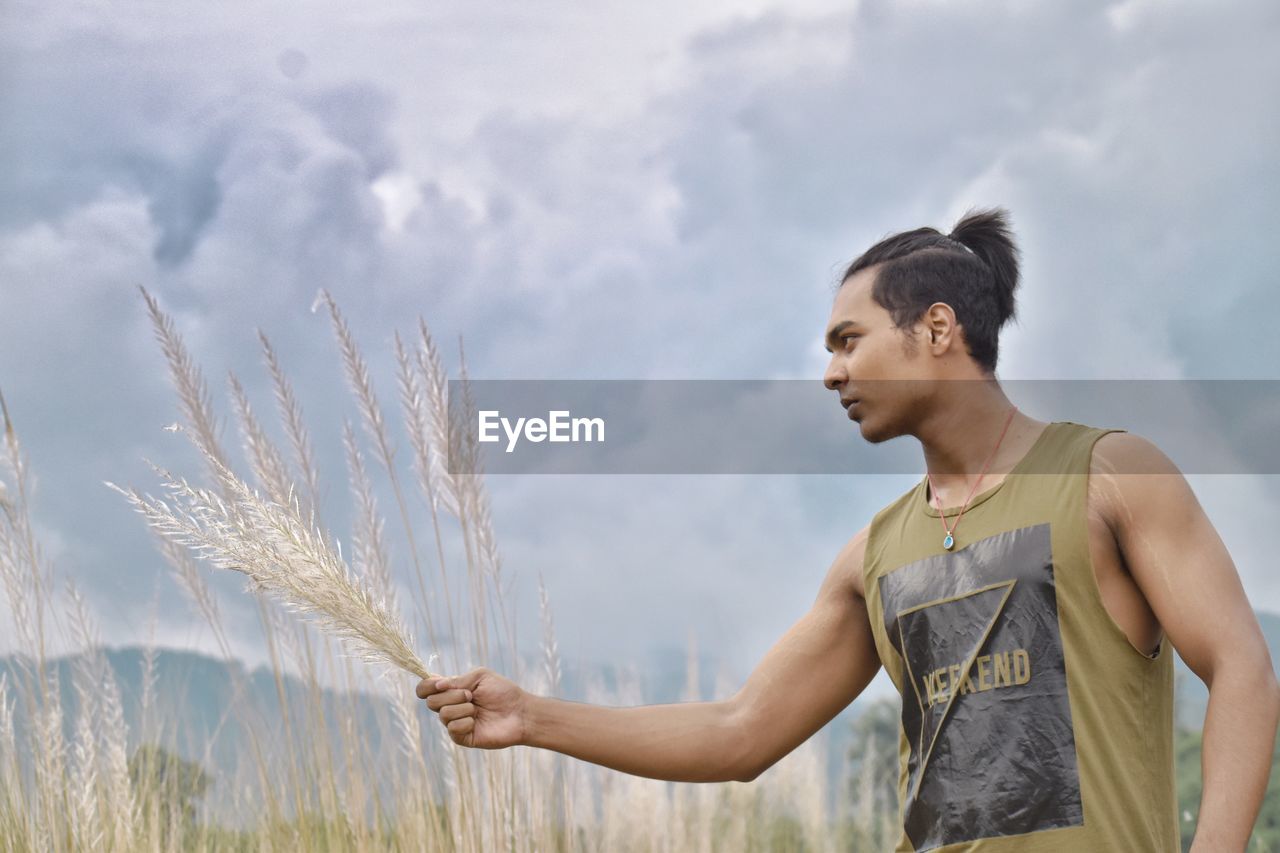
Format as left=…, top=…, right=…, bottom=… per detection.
left=863, top=421, right=1178, bottom=852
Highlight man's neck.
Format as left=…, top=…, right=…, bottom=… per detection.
left=917, top=386, right=1047, bottom=504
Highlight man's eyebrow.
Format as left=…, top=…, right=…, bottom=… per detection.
left=823, top=320, right=864, bottom=352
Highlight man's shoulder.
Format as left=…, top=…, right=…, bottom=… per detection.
left=1088, top=429, right=1185, bottom=533
left=865, top=479, right=924, bottom=541
left=875, top=477, right=925, bottom=519
left=1090, top=429, right=1179, bottom=473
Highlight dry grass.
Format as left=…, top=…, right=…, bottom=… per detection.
left=106, top=447, right=434, bottom=682
left=0, top=293, right=868, bottom=852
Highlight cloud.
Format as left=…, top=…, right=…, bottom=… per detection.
left=1, top=0, right=1277, bottom=678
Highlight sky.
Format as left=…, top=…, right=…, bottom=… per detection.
left=1, top=0, right=1278, bottom=702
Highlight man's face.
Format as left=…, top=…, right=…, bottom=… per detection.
left=822, top=267, right=930, bottom=442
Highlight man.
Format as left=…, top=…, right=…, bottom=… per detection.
left=417, top=208, right=1279, bottom=851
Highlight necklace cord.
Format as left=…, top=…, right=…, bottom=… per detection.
left=926, top=407, right=1019, bottom=542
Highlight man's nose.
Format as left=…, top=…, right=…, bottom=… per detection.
left=823, top=361, right=845, bottom=391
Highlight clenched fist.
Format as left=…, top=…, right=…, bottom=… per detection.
left=415, top=666, right=528, bottom=749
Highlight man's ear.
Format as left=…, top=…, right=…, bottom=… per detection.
left=922, top=307, right=945, bottom=346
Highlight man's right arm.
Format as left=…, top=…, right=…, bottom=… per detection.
left=727, top=522, right=881, bottom=781
left=419, top=524, right=882, bottom=784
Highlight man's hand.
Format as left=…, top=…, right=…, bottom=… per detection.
left=415, top=666, right=528, bottom=749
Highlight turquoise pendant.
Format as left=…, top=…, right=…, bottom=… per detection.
left=943, top=533, right=955, bottom=550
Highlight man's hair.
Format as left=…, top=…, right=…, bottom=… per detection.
left=841, top=207, right=1021, bottom=375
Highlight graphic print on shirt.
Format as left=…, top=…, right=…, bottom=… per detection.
left=878, top=522, right=1083, bottom=852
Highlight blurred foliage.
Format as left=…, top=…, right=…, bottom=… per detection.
left=129, top=743, right=211, bottom=843
left=845, top=698, right=901, bottom=850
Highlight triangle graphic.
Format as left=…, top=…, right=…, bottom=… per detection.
left=895, top=580, right=1017, bottom=813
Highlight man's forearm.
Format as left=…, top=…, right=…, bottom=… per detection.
left=521, top=694, right=751, bottom=783
left=1191, top=662, right=1280, bottom=852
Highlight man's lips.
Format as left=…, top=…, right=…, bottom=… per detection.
left=842, top=398, right=861, bottom=418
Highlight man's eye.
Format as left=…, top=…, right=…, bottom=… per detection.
left=842, top=335, right=860, bottom=347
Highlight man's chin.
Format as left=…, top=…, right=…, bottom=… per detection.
left=854, top=417, right=895, bottom=445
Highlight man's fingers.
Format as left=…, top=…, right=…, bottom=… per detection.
left=439, top=702, right=475, bottom=724
left=440, top=666, right=489, bottom=693
left=446, top=716, right=475, bottom=738
left=417, top=670, right=485, bottom=696
left=416, top=676, right=457, bottom=699
left=426, top=688, right=471, bottom=712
